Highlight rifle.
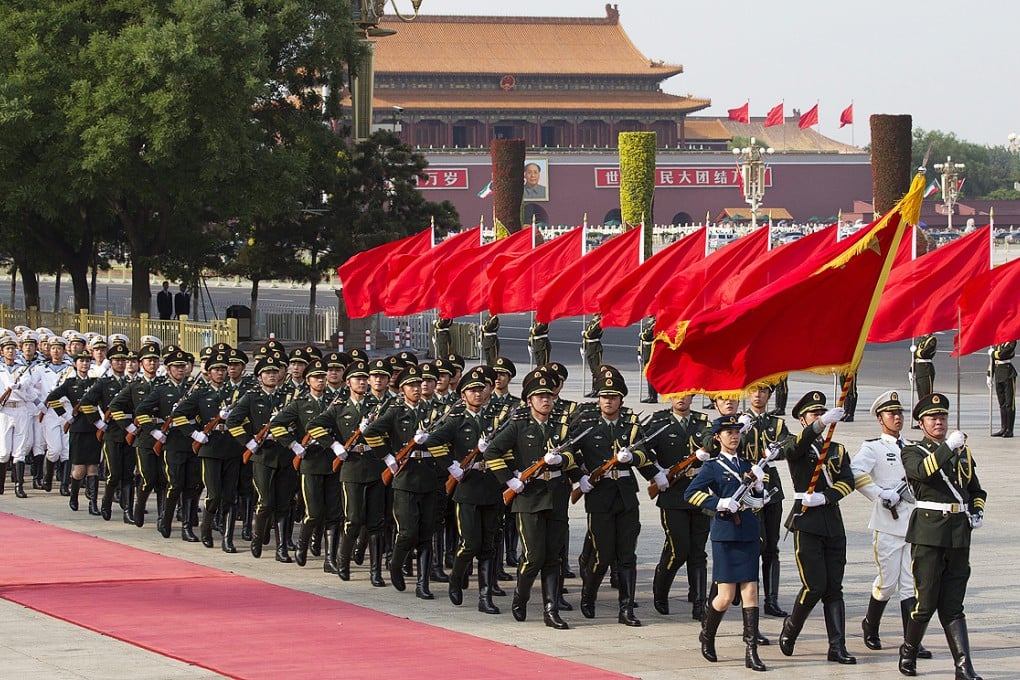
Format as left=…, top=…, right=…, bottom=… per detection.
left=125, top=417, right=141, bottom=445
left=153, top=376, right=206, bottom=455
left=445, top=405, right=520, bottom=496
left=720, top=439, right=785, bottom=526
left=193, top=388, right=244, bottom=454
left=648, top=452, right=700, bottom=499
left=0, top=364, right=30, bottom=408
left=328, top=397, right=392, bottom=473
left=570, top=420, right=668, bottom=504
left=95, top=407, right=113, bottom=441
left=882, top=478, right=915, bottom=520
left=503, top=425, right=595, bottom=506
left=293, top=389, right=360, bottom=470
left=242, top=421, right=273, bottom=464
left=380, top=399, right=464, bottom=486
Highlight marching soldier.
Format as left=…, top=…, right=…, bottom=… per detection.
left=851, top=390, right=931, bottom=659
left=80, top=343, right=132, bottom=523
left=571, top=369, right=664, bottom=627
left=778, top=391, right=857, bottom=665
left=35, top=335, right=72, bottom=494
left=446, top=354, right=465, bottom=394
left=490, top=357, right=518, bottom=410
left=433, top=316, right=453, bottom=360
left=898, top=393, right=986, bottom=680
left=529, top=320, right=550, bottom=367
left=989, top=341, right=1015, bottom=437
left=0, top=334, right=40, bottom=499
left=911, top=334, right=937, bottom=400
left=646, top=394, right=711, bottom=619
left=44, top=351, right=98, bottom=511
left=581, top=314, right=604, bottom=397
left=480, top=314, right=500, bottom=366
left=685, top=415, right=769, bottom=672
left=639, top=317, right=657, bottom=403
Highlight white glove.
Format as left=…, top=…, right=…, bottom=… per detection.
left=506, top=477, right=525, bottom=493
left=289, top=441, right=305, bottom=457
left=413, top=429, right=428, bottom=445
left=653, top=470, right=669, bottom=492
left=245, top=438, right=258, bottom=453
left=801, top=492, right=827, bottom=507
left=878, top=487, right=900, bottom=504
left=543, top=451, right=562, bottom=466
left=908, top=371, right=914, bottom=382
left=331, top=441, right=347, bottom=460
left=126, top=423, right=138, bottom=435
left=190, top=430, right=209, bottom=444
left=94, top=418, right=108, bottom=431
left=695, top=448, right=711, bottom=462
left=35, top=403, right=47, bottom=416
left=61, top=411, right=74, bottom=424
left=447, top=461, right=464, bottom=480
left=358, top=418, right=369, bottom=431
left=750, top=465, right=765, bottom=483
left=579, top=345, right=585, bottom=357
left=738, top=414, right=753, bottom=434
left=910, top=344, right=917, bottom=353
left=579, top=475, right=594, bottom=493
left=970, top=512, right=984, bottom=529
left=384, top=454, right=399, bottom=474
left=477, top=437, right=489, bottom=453
left=218, top=408, right=230, bottom=420
left=717, top=496, right=739, bottom=513
left=615, top=447, right=633, bottom=464
left=987, top=376, right=993, bottom=389
left=151, top=429, right=166, bottom=442
left=820, top=407, right=845, bottom=426
left=946, top=430, right=966, bottom=450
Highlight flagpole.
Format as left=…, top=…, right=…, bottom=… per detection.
left=956, top=309, right=962, bottom=431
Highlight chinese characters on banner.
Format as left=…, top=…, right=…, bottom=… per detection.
left=594, top=167, right=773, bottom=189
left=417, top=168, right=470, bottom=189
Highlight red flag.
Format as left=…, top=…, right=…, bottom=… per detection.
left=382, top=227, right=480, bottom=316
left=839, top=103, right=854, bottom=128
left=727, top=102, right=750, bottom=123
left=436, top=228, right=534, bottom=318
left=488, top=228, right=584, bottom=315
left=654, top=227, right=771, bottom=341
left=869, top=226, right=991, bottom=343
left=535, top=226, right=645, bottom=323
left=764, top=103, right=784, bottom=127
left=798, top=104, right=819, bottom=129
left=599, top=228, right=707, bottom=328
left=646, top=173, right=925, bottom=397
left=337, top=228, right=432, bottom=318
left=955, top=257, right=1020, bottom=356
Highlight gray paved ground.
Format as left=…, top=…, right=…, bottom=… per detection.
left=1, top=366, right=1018, bottom=679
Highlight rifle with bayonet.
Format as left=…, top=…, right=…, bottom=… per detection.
left=570, top=418, right=668, bottom=504
left=380, top=399, right=463, bottom=486
left=445, top=404, right=520, bottom=496
left=152, top=376, right=207, bottom=456
left=503, top=424, right=596, bottom=506
left=720, top=439, right=786, bottom=526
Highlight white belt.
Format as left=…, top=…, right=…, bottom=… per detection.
left=995, top=360, right=1012, bottom=365
left=530, top=334, right=548, bottom=340
left=408, top=450, right=433, bottom=459
left=470, top=461, right=489, bottom=471
left=914, top=359, right=933, bottom=363
left=603, top=468, right=631, bottom=479
left=529, top=470, right=561, bottom=481
left=435, top=328, right=450, bottom=333
left=482, top=332, right=498, bottom=337
left=793, top=492, right=814, bottom=500
left=915, top=500, right=966, bottom=513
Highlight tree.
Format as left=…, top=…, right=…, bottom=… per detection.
left=910, top=129, right=1020, bottom=199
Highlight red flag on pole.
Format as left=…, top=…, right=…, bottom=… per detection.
left=599, top=227, right=707, bottom=328
left=839, top=103, right=854, bottom=128
left=727, top=102, right=750, bottom=123
left=337, top=228, right=433, bottom=318
left=382, top=227, right=480, bottom=316
left=954, top=257, right=1020, bottom=356
left=646, top=173, right=926, bottom=397
left=436, top=228, right=534, bottom=318
left=535, top=226, right=645, bottom=323
left=764, top=103, right=784, bottom=127
left=487, top=228, right=584, bottom=315
left=798, top=104, right=819, bottom=129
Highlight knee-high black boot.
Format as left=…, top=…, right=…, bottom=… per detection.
left=159, top=490, right=180, bottom=538
left=617, top=567, right=641, bottom=626
left=323, top=522, right=341, bottom=575
left=430, top=530, right=449, bottom=583
left=779, top=600, right=813, bottom=656
left=368, top=533, right=386, bottom=587
left=86, top=475, right=100, bottom=514
left=448, top=554, right=468, bottom=606
left=199, top=501, right=216, bottom=548
left=389, top=544, right=408, bottom=592
left=134, top=487, right=151, bottom=528
left=416, top=546, right=434, bottom=599
left=0, top=460, right=7, bottom=495
left=862, top=596, right=889, bottom=650
left=250, top=511, right=271, bottom=558
left=542, top=570, right=569, bottom=629
left=477, top=558, right=500, bottom=615
left=180, top=493, right=199, bottom=541
left=295, top=522, right=314, bottom=566
left=504, top=521, right=519, bottom=567
left=763, top=558, right=788, bottom=617
left=221, top=505, right=238, bottom=553
left=898, top=614, right=928, bottom=677
left=310, top=523, right=323, bottom=557
left=653, top=563, right=679, bottom=615
left=58, top=461, right=70, bottom=496
left=275, top=516, right=293, bottom=562
left=900, top=598, right=932, bottom=658
left=43, top=459, right=55, bottom=492
left=14, top=460, right=28, bottom=498
left=743, top=607, right=767, bottom=671
left=69, top=476, right=82, bottom=510
left=30, top=454, right=40, bottom=489
left=100, top=475, right=117, bottom=520
left=353, top=526, right=368, bottom=565
left=580, top=566, right=606, bottom=619
left=122, top=481, right=135, bottom=524
left=691, top=564, right=708, bottom=621
left=240, top=496, right=254, bottom=541
left=511, top=571, right=537, bottom=622
left=823, top=599, right=857, bottom=664
left=700, top=602, right=725, bottom=662
left=945, top=618, right=983, bottom=680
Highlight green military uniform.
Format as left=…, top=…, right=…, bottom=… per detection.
left=991, top=341, right=1016, bottom=437
left=581, top=315, right=604, bottom=397
left=480, top=315, right=500, bottom=366
left=227, top=348, right=257, bottom=542
left=912, top=334, right=937, bottom=399
left=838, top=372, right=858, bottom=421
left=773, top=377, right=790, bottom=415
left=639, top=318, right=657, bottom=403
left=433, top=317, right=453, bottom=359
left=45, top=359, right=99, bottom=513
left=898, top=393, right=986, bottom=679
left=646, top=405, right=711, bottom=618
left=80, top=345, right=132, bottom=523
left=529, top=321, right=550, bottom=367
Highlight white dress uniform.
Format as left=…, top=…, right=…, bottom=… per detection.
left=35, top=362, right=73, bottom=463
left=0, top=361, right=36, bottom=464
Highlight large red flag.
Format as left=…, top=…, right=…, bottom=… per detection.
left=487, top=228, right=584, bottom=315
left=381, top=227, right=480, bottom=317
left=727, top=102, right=750, bottom=123
left=599, top=228, right=707, bottom=328
left=764, top=103, right=784, bottom=127
left=337, top=228, right=432, bottom=318
left=839, top=103, right=854, bottom=128
left=799, top=104, right=819, bottom=129
left=437, top=227, right=534, bottom=318
left=654, top=227, right=771, bottom=342
left=535, top=226, right=645, bottom=323
left=954, top=257, right=1020, bottom=356
left=869, top=226, right=991, bottom=343
left=646, top=173, right=925, bottom=397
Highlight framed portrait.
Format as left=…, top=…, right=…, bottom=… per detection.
left=523, top=157, right=549, bottom=202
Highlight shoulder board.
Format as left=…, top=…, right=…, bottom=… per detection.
left=863, top=437, right=880, bottom=442
left=691, top=411, right=709, bottom=422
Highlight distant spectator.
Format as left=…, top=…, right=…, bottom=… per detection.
left=174, top=284, right=191, bottom=319
left=156, top=281, right=173, bottom=320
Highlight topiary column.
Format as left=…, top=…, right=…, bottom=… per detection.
left=490, top=138, right=525, bottom=233
left=619, top=131, right=656, bottom=256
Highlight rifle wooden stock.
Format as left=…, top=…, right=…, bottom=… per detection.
left=647, top=454, right=698, bottom=500
left=62, top=403, right=82, bottom=434
left=152, top=418, right=172, bottom=455
left=125, top=417, right=141, bottom=445
left=502, top=460, right=547, bottom=505
left=242, top=422, right=272, bottom=464
left=331, top=429, right=363, bottom=473
left=570, top=458, right=619, bottom=504
left=96, top=408, right=113, bottom=441
left=380, top=437, right=420, bottom=486
left=192, top=414, right=224, bottom=454
left=0, top=386, right=11, bottom=408
left=292, top=449, right=303, bottom=470
left=445, top=446, right=480, bottom=496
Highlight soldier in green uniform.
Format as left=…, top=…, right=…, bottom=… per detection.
left=480, top=315, right=500, bottom=366
left=45, top=351, right=99, bottom=514
left=898, top=393, right=986, bottom=680
left=363, top=365, right=448, bottom=598
left=772, top=377, right=789, bottom=416
left=420, top=361, right=453, bottom=585
left=485, top=369, right=577, bottom=629
left=433, top=316, right=453, bottom=360
left=838, top=372, right=858, bottom=421
left=81, top=344, right=132, bottom=522
left=432, top=358, right=456, bottom=406
left=226, top=354, right=292, bottom=560
left=490, top=357, right=518, bottom=410
left=911, top=334, right=937, bottom=400
left=646, top=393, right=711, bottom=619
left=446, top=354, right=465, bottom=394
left=989, top=341, right=1015, bottom=437
left=778, top=391, right=856, bottom=664
left=225, top=348, right=257, bottom=541
left=581, top=314, right=604, bottom=397
left=529, top=321, right=550, bottom=367
left=571, top=369, right=663, bottom=627
left=639, top=317, right=657, bottom=403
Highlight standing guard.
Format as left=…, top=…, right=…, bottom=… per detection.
left=480, top=315, right=501, bottom=366
left=639, top=317, right=657, bottom=403
left=581, top=314, right=604, bottom=398
left=529, top=321, right=550, bottom=367
left=911, top=334, right=937, bottom=400
left=433, top=316, right=453, bottom=360
left=989, top=341, right=1015, bottom=437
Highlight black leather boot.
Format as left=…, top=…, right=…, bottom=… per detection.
left=448, top=555, right=467, bottom=606
left=180, top=494, right=199, bottom=541
left=59, top=462, right=70, bottom=496
left=221, top=505, right=238, bottom=553
left=239, top=496, right=253, bottom=541
left=743, top=607, right=767, bottom=671
left=323, top=522, right=340, bottom=575
left=542, top=571, right=569, bottom=629
left=700, top=602, right=724, bottom=662
left=274, top=517, right=293, bottom=562
left=14, top=460, right=28, bottom=498
left=430, top=531, right=449, bottom=583
left=779, top=601, right=812, bottom=656
left=42, top=460, right=54, bottom=492
left=992, top=406, right=1006, bottom=436
left=69, top=476, right=82, bottom=510
left=250, top=511, right=270, bottom=558
left=30, top=455, right=40, bottom=489
left=511, top=572, right=536, bottom=622
left=335, top=526, right=354, bottom=579
left=901, top=598, right=932, bottom=658
left=823, top=600, right=857, bottom=664
left=504, top=522, right=519, bottom=567
left=0, top=460, right=7, bottom=494
left=309, top=523, right=323, bottom=557
left=122, top=481, right=135, bottom=524
left=416, top=547, right=435, bottom=599
left=295, top=522, right=314, bottom=566
left=580, top=566, right=605, bottom=619
left=86, top=475, right=101, bottom=514
left=444, top=520, right=457, bottom=569
left=159, top=490, right=180, bottom=538
left=200, top=501, right=216, bottom=548
left=945, top=618, right=983, bottom=680
left=653, top=563, right=678, bottom=615
left=368, top=533, right=386, bottom=587
left=477, top=559, right=500, bottom=615
left=617, top=567, right=641, bottom=626
left=134, top=487, right=151, bottom=527
left=352, top=526, right=368, bottom=565
left=100, top=477, right=115, bottom=520
left=284, top=507, right=297, bottom=550
left=863, top=596, right=888, bottom=650
left=899, top=615, right=928, bottom=676
left=389, top=545, right=408, bottom=591
left=690, top=564, right=708, bottom=621
left=156, top=489, right=166, bottom=528
left=763, top=558, right=788, bottom=617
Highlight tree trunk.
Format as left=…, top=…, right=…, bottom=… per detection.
left=65, top=259, right=90, bottom=312
left=17, top=261, right=40, bottom=310
left=89, top=256, right=98, bottom=312
left=131, top=260, right=152, bottom=317
left=249, top=278, right=260, bottom=338
left=53, top=266, right=62, bottom=313
left=307, top=248, right=318, bottom=344
left=9, top=265, right=17, bottom=307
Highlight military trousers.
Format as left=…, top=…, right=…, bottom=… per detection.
left=392, top=488, right=438, bottom=554
left=102, top=439, right=135, bottom=490
left=532, top=343, right=549, bottom=367
left=301, top=471, right=342, bottom=527
left=201, top=455, right=241, bottom=514
left=136, top=447, right=167, bottom=493
left=914, top=366, right=935, bottom=400
left=995, top=375, right=1016, bottom=411
left=658, top=506, right=710, bottom=572
left=455, top=500, right=501, bottom=562
left=517, top=508, right=567, bottom=580
left=253, top=455, right=298, bottom=517
left=793, top=530, right=846, bottom=608
left=342, top=479, right=386, bottom=535
left=909, top=542, right=970, bottom=625
left=162, top=449, right=202, bottom=495
left=587, top=505, right=640, bottom=572
left=758, top=500, right=783, bottom=567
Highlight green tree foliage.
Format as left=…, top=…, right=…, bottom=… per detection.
left=618, top=131, right=656, bottom=255
left=911, top=129, right=1020, bottom=200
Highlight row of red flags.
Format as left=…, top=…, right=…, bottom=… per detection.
left=726, top=102, right=853, bottom=129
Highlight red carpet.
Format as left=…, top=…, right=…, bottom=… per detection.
left=0, top=514, right=631, bottom=679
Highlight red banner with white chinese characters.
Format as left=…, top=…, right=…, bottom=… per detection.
left=594, top=167, right=772, bottom=189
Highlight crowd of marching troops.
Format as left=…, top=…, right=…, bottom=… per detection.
left=1, top=324, right=1001, bottom=679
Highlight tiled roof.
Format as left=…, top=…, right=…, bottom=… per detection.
left=370, top=89, right=710, bottom=115
left=714, top=118, right=862, bottom=153
left=684, top=119, right=732, bottom=141
left=719, top=207, right=794, bottom=221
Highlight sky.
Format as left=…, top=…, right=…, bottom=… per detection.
left=415, top=0, right=1020, bottom=148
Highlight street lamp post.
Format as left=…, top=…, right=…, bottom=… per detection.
left=933, top=155, right=965, bottom=230
left=732, top=137, right=774, bottom=227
